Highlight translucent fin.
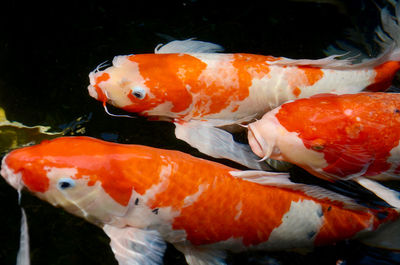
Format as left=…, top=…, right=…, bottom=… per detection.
left=103, top=225, right=166, bottom=265
left=324, top=0, right=400, bottom=68
left=360, top=217, right=400, bottom=251
left=229, top=170, right=292, bottom=185
left=175, top=244, right=227, bottom=265
left=174, top=121, right=269, bottom=170
left=354, top=177, right=400, bottom=208
left=231, top=171, right=362, bottom=209
left=268, top=54, right=353, bottom=69
left=16, top=208, right=30, bottom=265
left=155, top=39, right=224, bottom=54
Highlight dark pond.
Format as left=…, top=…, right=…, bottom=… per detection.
left=0, top=0, right=399, bottom=264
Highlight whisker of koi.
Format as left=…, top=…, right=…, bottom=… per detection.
left=103, top=104, right=136, bottom=119
left=94, top=60, right=110, bottom=74
left=102, top=91, right=136, bottom=118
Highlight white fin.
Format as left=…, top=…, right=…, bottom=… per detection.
left=325, top=1, right=400, bottom=68
left=268, top=54, right=354, bottom=69
left=174, top=121, right=269, bottom=170
left=354, top=177, right=400, bottom=208
left=103, top=225, right=166, bottom=265
left=229, top=170, right=292, bottom=185
left=16, top=208, right=30, bottom=265
left=155, top=39, right=224, bottom=54
left=360, top=217, right=400, bottom=251
left=175, top=244, right=227, bottom=265
left=230, top=171, right=362, bottom=209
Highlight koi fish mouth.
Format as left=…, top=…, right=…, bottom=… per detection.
left=1, top=155, right=24, bottom=191
left=247, top=123, right=272, bottom=161
left=87, top=84, right=99, bottom=100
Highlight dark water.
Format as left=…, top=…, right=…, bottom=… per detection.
left=0, top=0, right=399, bottom=264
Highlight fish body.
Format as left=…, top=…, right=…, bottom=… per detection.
left=248, top=92, right=400, bottom=207
left=1, top=136, right=400, bottom=264
left=89, top=52, right=398, bottom=122
left=87, top=2, right=400, bottom=170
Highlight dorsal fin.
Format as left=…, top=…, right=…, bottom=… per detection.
left=154, top=39, right=224, bottom=54
left=230, top=170, right=364, bottom=210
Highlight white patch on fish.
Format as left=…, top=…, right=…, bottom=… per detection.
left=183, top=183, right=209, bottom=207
left=258, top=199, right=323, bottom=250
left=234, top=200, right=243, bottom=221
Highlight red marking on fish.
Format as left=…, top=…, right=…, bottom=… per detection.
left=126, top=54, right=199, bottom=113
left=366, top=61, right=400, bottom=92
left=94, top=73, right=110, bottom=104
left=286, top=66, right=324, bottom=98
left=298, top=66, right=324, bottom=86
left=275, top=93, right=400, bottom=178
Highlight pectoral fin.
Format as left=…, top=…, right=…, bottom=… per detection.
left=103, top=225, right=166, bottom=265
left=174, top=121, right=269, bottom=170
left=229, top=170, right=292, bottom=185
left=354, top=177, right=400, bottom=208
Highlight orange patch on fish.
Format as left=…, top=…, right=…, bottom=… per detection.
left=298, top=66, right=324, bottom=86
left=314, top=204, right=372, bottom=245
left=286, top=66, right=324, bottom=96
left=5, top=138, right=174, bottom=206
left=170, top=178, right=295, bottom=246
left=366, top=61, right=400, bottom=92
left=94, top=73, right=110, bottom=103
left=276, top=93, right=400, bottom=178
left=125, top=53, right=277, bottom=117
left=125, top=54, right=202, bottom=113
left=4, top=151, right=50, bottom=193
left=187, top=54, right=260, bottom=117
left=292, top=87, right=301, bottom=97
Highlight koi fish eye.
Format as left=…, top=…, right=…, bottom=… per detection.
left=57, top=178, right=76, bottom=190
left=131, top=86, right=146, bottom=100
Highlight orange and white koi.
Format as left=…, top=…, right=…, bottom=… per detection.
left=248, top=92, right=400, bottom=208
left=88, top=3, right=400, bottom=170
left=2, top=136, right=400, bottom=265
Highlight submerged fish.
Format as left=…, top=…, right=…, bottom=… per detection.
left=1, top=136, right=400, bottom=265
left=88, top=2, right=400, bottom=170
left=248, top=92, right=400, bottom=208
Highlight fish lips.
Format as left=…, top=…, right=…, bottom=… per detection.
left=1, top=154, right=24, bottom=192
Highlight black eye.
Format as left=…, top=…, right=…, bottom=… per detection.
left=131, top=86, right=146, bottom=99
left=57, top=178, right=76, bottom=190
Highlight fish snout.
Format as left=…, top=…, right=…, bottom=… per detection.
left=88, top=72, right=99, bottom=100
left=87, top=84, right=98, bottom=100
left=247, top=122, right=272, bottom=159
left=1, top=155, right=23, bottom=191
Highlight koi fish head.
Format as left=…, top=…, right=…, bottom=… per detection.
left=0, top=137, right=131, bottom=225
left=247, top=107, right=323, bottom=168
left=88, top=55, right=151, bottom=112
left=88, top=54, right=195, bottom=119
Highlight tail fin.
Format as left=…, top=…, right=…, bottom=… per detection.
left=375, top=1, right=400, bottom=62
left=326, top=1, right=400, bottom=67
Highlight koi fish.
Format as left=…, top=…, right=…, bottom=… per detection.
left=87, top=2, right=400, bottom=170
left=248, top=92, right=400, bottom=208
left=2, top=136, right=400, bottom=265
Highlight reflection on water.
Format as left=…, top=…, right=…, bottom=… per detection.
left=0, top=0, right=399, bottom=264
